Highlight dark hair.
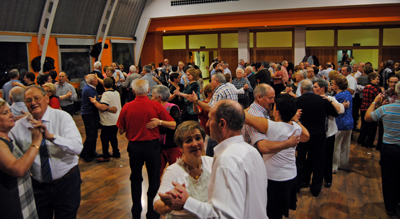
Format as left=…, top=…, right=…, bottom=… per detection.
left=49, top=70, right=57, bottom=80
left=25, top=72, right=36, bottom=82
left=261, top=61, right=269, bottom=68
left=368, top=72, right=380, bottom=83
left=174, top=121, right=206, bottom=148
left=171, top=65, right=178, bottom=72
left=313, top=67, right=319, bottom=75
left=364, top=65, right=374, bottom=74
left=342, top=65, right=350, bottom=72
left=215, top=68, right=223, bottom=74
left=158, top=62, right=163, bottom=67
left=183, top=66, right=191, bottom=73
left=170, top=73, right=180, bottom=81
left=275, top=94, right=298, bottom=123
left=104, top=77, right=114, bottom=88
left=37, top=73, right=50, bottom=86
left=212, top=62, right=219, bottom=69
left=215, top=100, right=245, bottom=131
left=9, top=69, right=19, bottom=79
left=224, top=73, right=231, bottom=82
left=143, top=65, right=152, bottom=73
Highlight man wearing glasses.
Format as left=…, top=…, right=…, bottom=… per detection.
left=10, top=85, right=83, bottom=219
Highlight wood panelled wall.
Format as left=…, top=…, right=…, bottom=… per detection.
left=306, top=48, right=336, bottom=67
left=163, top=50, right=187, bottom=66
left=252, top=49, right=293, bottom=64
left=220, top=49, right=238, bottom=78
left=381, top=48, right=400, bottom=63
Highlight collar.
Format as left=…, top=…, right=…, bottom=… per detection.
left=88, top=84, right=96, bottom=89
left=251, top=102, right=269, bottom=119
left=395, top=99, right=400, bottom=104
left=214, top=135, right=244, bottom=156
left=214, top=83, right=225, bottom=91
left=40, top=106, right=50, bottom=122
left=94, top=69, right=101, bottom=73
left=303, top=91, right=314, bottom=95
left=11, top=102, right=26, bottom=107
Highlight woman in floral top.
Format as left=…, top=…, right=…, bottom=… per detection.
left=174, top=68, right=201, bottom=122
left=357, top=73, right=382, bottom=148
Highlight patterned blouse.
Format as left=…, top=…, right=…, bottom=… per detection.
left=0, top=137, right=38, bottom=219
left=335, top=90, right=354, bottom=131
left=360, top=84, right=381, bottom=112
left=183, top=81, right=201, bottom=115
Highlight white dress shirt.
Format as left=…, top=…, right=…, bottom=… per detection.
left=184, top=135, right=268, bottom=219
left=346, top=74, right=357, bottom=98
left=10, top=107, right=83, bottom=182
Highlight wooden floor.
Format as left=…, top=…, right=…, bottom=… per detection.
left=73, top=114, right=398, bottom=219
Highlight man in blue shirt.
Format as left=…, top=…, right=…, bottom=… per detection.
left=2, top=69, right=20, bottom=104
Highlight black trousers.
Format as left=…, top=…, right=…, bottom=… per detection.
left=80, top=114, right=99, bottom=160
left=352, top=94, right=361, bottom=128
left=358, top=111, right=378, bottom=147
left=128, top=140, right=160, bottom=219
left=381, top=143, right=400, bottom=213
left=238, top=96, right=249, bottom=109
left=297, top=133, right=326, bottom=196
left=32, top=167, right=81, bottom=219
left=377, top=121, right=384, bottom=150
left=206, top=138, right=219, bottom=157
left=127, top=88, right=135, bottom=103
left=324, top=135, right=335, bottom=183
left=274, top=83, right=285, bottom=95
left=61, top=104, right=74, bottom=117
left=100, top=125, right=119, bottom=159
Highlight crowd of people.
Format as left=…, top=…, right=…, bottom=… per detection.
left=1, top=56, right=400, bottom=219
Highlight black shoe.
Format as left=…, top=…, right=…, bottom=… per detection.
left=396, top=203, right=400, bottom=217
left=80, top=156, right=93, bottom=162
left=110, top=153, right=121, bottom=158
left=324, top=182, right=332, bottom=188
left=94, top=153, right=103, bottom=158
left=386, top=210, right=395, bottom=216
left=310, top=188, right=320, bottom=197
left=300, top=182, right=310, bottom=188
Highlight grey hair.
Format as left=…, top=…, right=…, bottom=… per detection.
left=222, top=61, right=229, bottom=67
left=275, top=64, right=281, bottom=71
left=213, top=73, right=226, bottom=83
left=143, top=65, right=152, bottom=73
left=301, top=79, right=313, bottom=91
left=215, top=100, right=245, bottom=131
left=25, top=85, right=47, bottom=97
left=269, top=62, right=275, bottom=67
left=282, top=60, right=288, bottom=65
left=152, top=85, right=170, bottom=102
left=315, top=78, right=329, bottom=93
left=129, top=65, right=136, bottom=73
left=9, top=86, right=25, bottom=102
left=298, top=70, right=307, bottom=80
left=236, top=68, right=244, bottom=74
left=85, top=74, right=97, bottom=84
left=239, top=59, right=244, bottom=63
left=9, top=69, right=19, bottom=79
left=245, top=66, right=253, bottom=73
left=93, top=61, right=102, bottom=69
left=253, top=84, right=271, bottom=99
left=131, top=79, right=149, bottom=95
left=396, top=81, right=400, bottom=97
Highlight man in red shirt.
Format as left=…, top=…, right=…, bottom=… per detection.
left=117, top=79, right=175, bottom=219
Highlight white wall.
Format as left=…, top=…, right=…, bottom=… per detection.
left=135, top=0, right=399, bottom=64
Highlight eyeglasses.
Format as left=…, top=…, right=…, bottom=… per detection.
left=45, top=90, right=52, bottom=93
left=25, top=95, right=45, bottom=104
left=389, top=81, right=398, bottom=84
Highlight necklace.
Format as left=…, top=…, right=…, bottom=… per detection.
left=182, top=160, right=202, bottom=179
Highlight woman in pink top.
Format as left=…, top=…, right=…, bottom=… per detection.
left=272, top=64, right=285, bottom=94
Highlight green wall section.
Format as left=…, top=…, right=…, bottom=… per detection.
left=189, top=34, right=218, bottom=49
left=193, top=51, right=210, bottom=78
left=352, top=49, right=379, bottom=68
left=306, top=30, right=334, bottom=47
left=221, top=33, right=238, bottom=48
left=383, top=28, right=400, bottom=46
left=256, top=31, right=292, bottom=47
left=250, top=32, right=253, bottom=48
left=163, top=35, right=186, bottom=50
left=338, top=29, right=379, bottom=46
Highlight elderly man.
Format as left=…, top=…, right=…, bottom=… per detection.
left=160, top=100, right=268, bottom=219
left=90, top=61, right=105, bottom=95
left=296, top=80, right=338, bottom=196
left=10, top=85, right=83, bottom=219
left=281, top=60, right=289, bottom=86
left=141, top=65, right=158, bottom=98
left=307, top=67, right=318, bottom=83
left=245, top=66, right=257, bottom=104
left=2, top=69, right=21, bottom=104
left=162, top=59, right=171, bottom=71
left=238, top=59, right=245, bottom=70
left=9, top=86, right=28, bottom=116
left=80, top=74, right=100, bottom=162
left=232, top=68, right=253, bottom=108
left=123, top=65, right=142, bottom=102
left=55, top=72, right=77, bottom=117
left=318, top=62, right=333, bottom=81
left=295, top=70, right=308, bottom=97
left=221, top=61, right=231, bottom=76
left=354, top=62, right=365, bottom=79
left=365, top=84, right=400, bottom=217
left=117, top=79, right=175, bottom=219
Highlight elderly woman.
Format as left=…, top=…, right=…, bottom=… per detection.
left=150, top=85, right=183, bottom=178
left=357, top=72, right=382, bottom=148
left=153, top=121, right=213, bottom=218
left=174, top=68, right=201, bottom=122
left=332, top=75, right=353, bottom=172
left=0, top=100, right=43, bottom=219
left=42, top=83, right=60, bottom=109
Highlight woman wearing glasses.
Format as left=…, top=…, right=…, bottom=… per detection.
left=42, top=83, right=61, bottom=109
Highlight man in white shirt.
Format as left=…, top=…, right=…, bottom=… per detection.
left=318, top=62, right=333, bottom=81
left=295, top=70, right=308, bottom=97
left=353, top=62, right=365, bottom=79
left=10, top=85, right=83, bottom=219
left=159, top=100, right=268, bottom=219
left=221, top=61, right=232, bottom=76
left=341, top=65, right=357, bottom=98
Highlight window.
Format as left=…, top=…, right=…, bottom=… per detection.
left=0, top=42, right=28, bottom=88
left=59, top=46, right=90, bottom=82
left=112, top=43, right=135, bottom=72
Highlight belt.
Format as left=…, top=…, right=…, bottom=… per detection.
left=39, top=165, right=78, bottom=185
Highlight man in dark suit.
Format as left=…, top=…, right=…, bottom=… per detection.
left=296, top=79, right=338, bottom=197
left=90, top=61, right=105, bottom=96
left=255, top=61, right=271, bottom=85
left=245, top=66, right=257, bottom=105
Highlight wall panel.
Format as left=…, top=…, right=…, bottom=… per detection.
left=163, top=50, right=187, bottom=66
left=255, top=49, right=293, bottom=64
left=220, top=49, right=238, bottom=78
left=306, top=48, right=336, bottom=67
